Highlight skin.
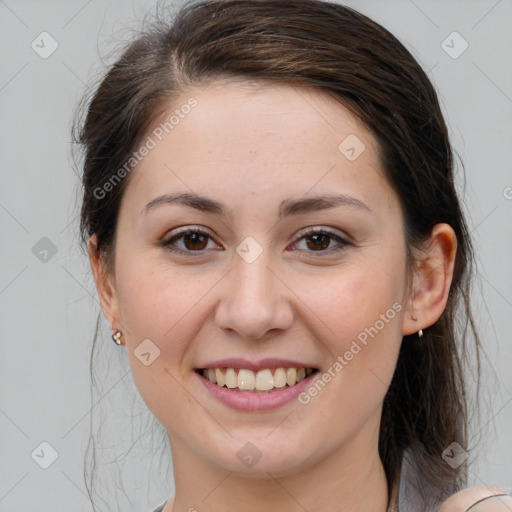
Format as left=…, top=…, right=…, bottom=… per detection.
left=88, top=80, right=459, bottom=512
left=438, top=487, right=512, bottom=512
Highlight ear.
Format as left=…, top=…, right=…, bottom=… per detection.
left=87, top=234, right=122, bottom=331
left=402, top=223, right=457, bottom=336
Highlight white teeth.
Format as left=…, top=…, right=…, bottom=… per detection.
left=225, top=368, right=238, bottom=389
left=255, top=369, right=274, bottom=391
left=238, top=369, right=255, bottom=390
left=215, top=368, right=225, bottom=387
left=273, top=367, right=287, bottom=388
left=286, top=368, right=297, bottom=386
left=200, top=366, right=315, bottom=391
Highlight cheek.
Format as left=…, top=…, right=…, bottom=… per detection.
left=301, top=256, right=405, bottom=413
left=115, top=259, right=210, bottom=427
left=113, top=257, right=196, bottom=380
left=115, top=257, right=225, bottom=408
left=116, top=255, right=213, bottom=341
left=305, top=259, right=405, bottom=349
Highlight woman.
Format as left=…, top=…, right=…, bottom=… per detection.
left=75, top=0, right=511, bottom=510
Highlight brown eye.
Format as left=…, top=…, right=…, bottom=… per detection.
left=182, top=232, right=208, bottom=250
left=163, top=228, right=220, bottom=255
left=292, top=227, right=351, bottom=255
left=305, top=233, right=331, bottom=251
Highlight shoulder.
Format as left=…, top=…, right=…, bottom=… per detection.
left=437, top=486, right=511, bottom=512
left=397, top=451, right=511, bottom=512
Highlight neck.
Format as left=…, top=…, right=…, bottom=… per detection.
left=165, top=424, right=390, bottom=512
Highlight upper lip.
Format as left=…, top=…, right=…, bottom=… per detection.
left=196, top=358, right=317, bottom=372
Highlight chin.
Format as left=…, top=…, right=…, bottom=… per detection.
left=200, top=432, right=322, bottom=478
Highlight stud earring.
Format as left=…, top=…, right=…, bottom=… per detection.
left=111, top=329, right=123, bottom=346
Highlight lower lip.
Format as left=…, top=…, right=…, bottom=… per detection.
left=195, top=370, right=319, bottom=411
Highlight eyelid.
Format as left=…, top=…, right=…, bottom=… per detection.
left=165, top=225, right=215, bottom=238
left=293, top=225, right=349, bottom=240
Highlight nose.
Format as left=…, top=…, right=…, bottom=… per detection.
left=214, top=251, right=294, bottom=340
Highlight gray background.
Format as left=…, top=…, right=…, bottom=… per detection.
left=0, top=0, right=511, bottom=511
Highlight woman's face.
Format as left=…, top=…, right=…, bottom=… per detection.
left=99, top=80, right=415, bottom=477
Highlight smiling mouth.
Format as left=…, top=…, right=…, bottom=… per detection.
left=195, top=367, right=319, bottom=393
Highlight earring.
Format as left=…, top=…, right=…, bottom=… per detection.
left=111, top=329, right=123, bottom=346
left=418, top=329, right=423, bottom=339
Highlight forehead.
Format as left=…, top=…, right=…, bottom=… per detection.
left=121, top=79, right=398, bottom=219
left=169, top=79, right=371, bottom=162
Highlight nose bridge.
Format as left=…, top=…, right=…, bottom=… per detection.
left=214, top=248, right=292, bottom=339
left=234, top=252, right=273, bottom=305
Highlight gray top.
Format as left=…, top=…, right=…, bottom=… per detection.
left=152, top=450, right=446, bottom=512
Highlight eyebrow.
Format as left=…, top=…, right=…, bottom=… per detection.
left=142, top=192, right=371, bottom=218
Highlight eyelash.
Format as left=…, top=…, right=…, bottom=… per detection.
left=161, top=226, right=351, bottom=256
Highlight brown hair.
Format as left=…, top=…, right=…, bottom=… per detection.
left=75, top=0, right=481, bottom=509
